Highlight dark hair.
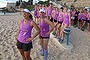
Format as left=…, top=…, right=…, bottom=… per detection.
left=49, top=3, right=53, bottom=6
left=61, top=7, right=63, bottom=10
left=85, top=9, right=87, bottom=11
left=29, top=14, right=33, bottom=20
left=50, top=3, right=53, bottom=5
left=60, top=7, right=63, bottom=12
left=46, top=4, right=49, bottom=7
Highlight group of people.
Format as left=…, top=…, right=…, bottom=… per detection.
left=34, top=3, right=71, bottom=43
left=71, top=7, right=90, bottom=33
left=16, top=3, right=79, bottom=60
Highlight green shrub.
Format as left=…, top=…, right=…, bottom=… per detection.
left=38, top=1, right=49, bottom=5
left=27, top=5, right=34, bottom=11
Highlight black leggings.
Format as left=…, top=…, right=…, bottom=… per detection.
left=74, top=16, right=78, bottom=25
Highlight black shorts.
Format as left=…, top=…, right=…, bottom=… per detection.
left=78, top=19, right=82, bottom=22
left=82, top=19, right=86, bottom=21
left=54, top=19, right=57, bottom=22
left=17, top=41, right=33, bottom=51
left=87, top=20, right=90, bottom=23
left=36, top=16, right=40, bottom=18
left=50, top=18, right=53, bottom=22
left=58, top=21, right=63, bottom=24
left=39, top=36, right=50, bottom=39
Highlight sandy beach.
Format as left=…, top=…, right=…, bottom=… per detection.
left=0, top=12, right=90, bottom=60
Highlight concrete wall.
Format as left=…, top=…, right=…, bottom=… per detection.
left=6, top=3, right=16, bottom=12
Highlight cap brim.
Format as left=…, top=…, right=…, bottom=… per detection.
left=23, top=9, right=31, bottom=14
left=23, top=11, right=30, bottom=14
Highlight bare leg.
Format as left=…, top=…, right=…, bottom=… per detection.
left=18, top=49, right=26, bottom=60
left=79, top=21, right=81, bottom=29
left=57, top=24, right=61, bottom=37
left=60, top=24, right=68, bottom=42
left=81, top=21, right=86, bottom=28
left=60, top=24, right=64, bottom=39
left=88, top=23, right=90, bottom=32
left=39, top=38, right=43, bottom=46
left=80, top=21, right=83, bottom=29
left=62, top=24, right=68, bottom=39
left=43, top=39, right=49, bottom=50
left=24, top=50, right=32, bottom=60
left=54, top=22, right=58, bottom=36
left=78, top=21, right=80, bottom=28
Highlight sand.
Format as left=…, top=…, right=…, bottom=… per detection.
left=0, top=12, right=90, bottom=60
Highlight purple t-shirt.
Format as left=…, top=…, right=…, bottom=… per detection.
left=18, top=19, right=32, bottom=44
left=57, top=12, right=63, bottom=22
left=63, top=13, right=69, bottom=25
left=47, top=7, right=53, bottom=16
left=78, top=13, right=82, bottom=20
left=39, top=18, right=50, bottom=37
left=82, top=13, right=87, bottom=20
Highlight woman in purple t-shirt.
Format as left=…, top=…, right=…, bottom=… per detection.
left=16, top=9, right=40, bottom=60
left=60, top=7, right=71, bottom=43
left=78, top=9, right=83, bottom=29
left=38, top=8, right=53, bottom=60
left=81, top=9, right=88, bottom=31
left=70, top=9, right=75, bottom=25
left=47, top=3, right=53, bottom=19
left=57, top=8, right=63, bottom=39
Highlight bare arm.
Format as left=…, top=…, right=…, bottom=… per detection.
left=31, top=21, right=40, bottom=39
left=16, top=20, right=21, bottom=39
left=68, top=13, right=71, bottom=27
left=16, top=20, right=21, bottom=45
left=26, top=21, right=40, bottom=42
left=87, top=13, right=89, bottom=19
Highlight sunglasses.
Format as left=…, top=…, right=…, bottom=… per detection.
left=40, top=12, right=45, bottom=13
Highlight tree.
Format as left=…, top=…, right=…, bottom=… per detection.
left=28, top=0, right=33, bottom=5
left=48, top=0, right=50, bottom=4
left=16, top=1, right=19, bottom=6
left=74, top=0, right=77, bottom=2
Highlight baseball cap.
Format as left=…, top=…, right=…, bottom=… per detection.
left=23, top=9, right=31, bottom=14
left=39, top=8, right=46, bottom=13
